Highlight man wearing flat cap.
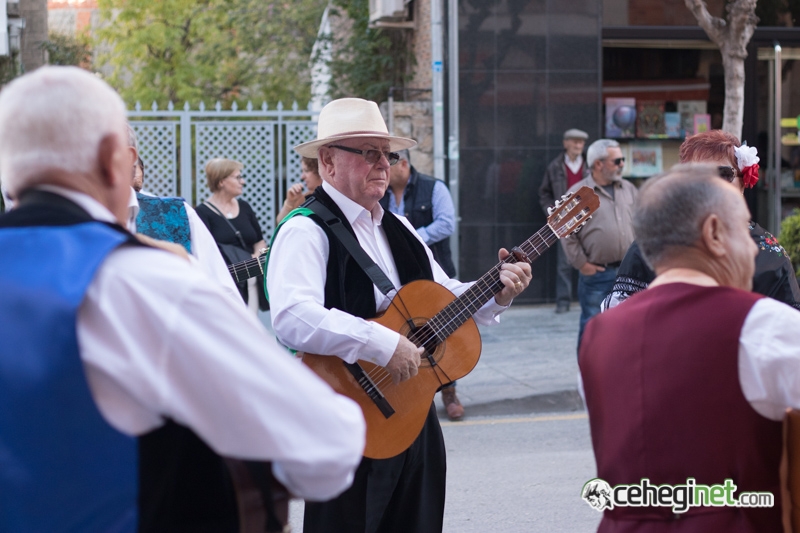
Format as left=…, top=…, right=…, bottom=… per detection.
left=267, top=97, right=533, bottom=532
left=538, top=128, right=590, bottom=313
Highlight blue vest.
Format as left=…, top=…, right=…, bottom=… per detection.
left=0, top=222, right=138, bottom=533
left=135, top=192, right=192, bottom=254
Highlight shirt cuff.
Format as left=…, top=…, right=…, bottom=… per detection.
left=364, top=323, right=401, bottom=367
left=475, top=298, right=508, bottom=324
left=416, top=226, right=431, bottom=244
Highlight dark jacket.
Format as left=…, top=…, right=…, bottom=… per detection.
left=538, top=152, right=590, bottom=214
left=379, top=167, right=456, bottom=277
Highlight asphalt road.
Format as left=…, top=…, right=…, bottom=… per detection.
left=288, top=410, right=601, bottom=532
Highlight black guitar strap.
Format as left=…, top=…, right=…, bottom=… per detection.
left=304, top=197, right=396, bottom=297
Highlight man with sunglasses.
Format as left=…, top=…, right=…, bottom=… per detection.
left=267, top=98, right=532, bottom=533
left=561, top=138, right=639, bottom=351
left=602, top=129, right=800, bottom=312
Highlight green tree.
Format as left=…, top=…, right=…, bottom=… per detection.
left=95, top=0, right=327, bottom=107
left=327, top=0, right=415, bottom=103
left=780, top=208, right=800, bottom=276
left=42, top=32, right=92, bottom=67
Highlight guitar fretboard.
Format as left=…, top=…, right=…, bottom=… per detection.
left=411, top=224, right=559, bottom=346
left=228, top=255, right=267, bottom=283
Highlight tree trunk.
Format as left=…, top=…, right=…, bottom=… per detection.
left=684, top=0, right=758, bottom=139
left=720, top=46, right=746, bottom=137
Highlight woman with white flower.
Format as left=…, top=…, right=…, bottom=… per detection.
left=602, top=130, right=800, bottom=311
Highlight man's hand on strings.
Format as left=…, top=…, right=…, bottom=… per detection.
left=386, top=336, right=423, bottom=384
left=495, top=248, right=532, bottom=307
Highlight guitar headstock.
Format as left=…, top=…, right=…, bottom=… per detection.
left=546, top=186, right=601, bottom=239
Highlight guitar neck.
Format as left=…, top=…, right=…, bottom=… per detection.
left=228, top=254, right=267, bottom=283
left=420, top=224, right=558, bottom=343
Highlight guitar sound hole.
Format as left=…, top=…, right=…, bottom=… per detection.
left=399, top=318, right=445, bottom=368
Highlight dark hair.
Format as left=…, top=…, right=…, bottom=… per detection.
left=301, top=156, right=318, bottom=174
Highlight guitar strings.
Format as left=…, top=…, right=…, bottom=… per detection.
left=362, top=281, right=422, bottom=385
left=404, top=227, right=558, bottom=350
left=361, top=227, right=560, bottom=390
left=380, top=227, right=557, bottom=359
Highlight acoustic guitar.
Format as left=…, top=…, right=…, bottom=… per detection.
left=301, top=186, right=600, bottom=459
left=228, top=248, right=268, bottom=283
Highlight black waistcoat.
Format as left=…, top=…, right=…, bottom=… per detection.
left=308, top=187, right=434, bottom=318
left=379, top=167, right=456, bottom=277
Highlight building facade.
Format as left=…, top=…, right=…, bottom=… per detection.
left=454, top=0, right=800, bottom=304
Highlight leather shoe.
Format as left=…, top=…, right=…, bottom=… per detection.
left=441, top=387, right=464, bottom=421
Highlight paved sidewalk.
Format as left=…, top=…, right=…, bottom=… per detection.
left=434, top=303, right=585, bottom=419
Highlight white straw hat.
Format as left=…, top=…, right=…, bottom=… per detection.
left=294, top=98, right=417, bottom=158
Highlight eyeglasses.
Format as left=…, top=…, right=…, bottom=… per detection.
left=136, top=157, right=145, bottom=173
left=610, top=157, right=625, bottom=166
left=227, top=173, right=245, bottom=182
left=717, top=166, right=739, bottom=182
left=329, top=145, right=400, bottom=166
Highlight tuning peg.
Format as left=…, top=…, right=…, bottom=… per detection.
left=570, top=215, right=594, bottom=236
left=547, top=206, right=554, bottom=215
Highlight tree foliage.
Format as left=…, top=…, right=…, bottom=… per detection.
left=327, top=0, right=415, bottom=103
left=0, top=50, right=20, bottom=87
left=42, top=32, right=92, bottom=67
left=95, top=0, right=327, bottom=108
left=780, top=208, right=800, bottom=276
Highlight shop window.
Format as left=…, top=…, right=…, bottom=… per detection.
left=602, top=45, right=724, bottom=179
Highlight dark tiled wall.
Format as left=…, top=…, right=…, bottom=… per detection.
left=458, top=0, right=601, bottom=303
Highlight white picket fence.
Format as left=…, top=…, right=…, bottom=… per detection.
left=128, top=100, right=318, bottom=237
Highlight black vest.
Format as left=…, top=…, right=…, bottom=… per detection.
left=380, top=167, right=456, bottom=277
left=308, top=187, right=434, bottom=318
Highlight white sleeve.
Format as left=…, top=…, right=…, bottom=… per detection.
left=267, top=216, right=401, bottom=367
left=739, top=298, right=800, bottom=421
left=185, top=203, right=242, bottom=303
left=78, top=245, right=365, bottom=500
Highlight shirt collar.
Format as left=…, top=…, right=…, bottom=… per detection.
left=126, top=188, right=140, bottom=232
left=36, top=184, right=118, bottom=223
left=321, top=181, right=385, bottom=226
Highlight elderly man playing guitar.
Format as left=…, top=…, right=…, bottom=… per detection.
left=267, top=98, right=535, bottom=533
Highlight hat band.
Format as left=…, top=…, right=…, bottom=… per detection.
left=320, top=130, right=391, bottom=140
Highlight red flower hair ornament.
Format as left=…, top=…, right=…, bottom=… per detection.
left=734, top=143, right=760, bottom=188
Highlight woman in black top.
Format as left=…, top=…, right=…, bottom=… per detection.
left=196, top=158, right=268, bottom=313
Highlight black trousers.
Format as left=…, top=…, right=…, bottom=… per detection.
left=303, top=404, right=446, bottom=533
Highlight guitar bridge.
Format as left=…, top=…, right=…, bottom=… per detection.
left=345, top=362, right=395, bottom=419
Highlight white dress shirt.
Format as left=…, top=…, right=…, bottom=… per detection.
left=126, top=188, right=240, bottom=302
left=580, top=291, right=800, bottom=422
left=268, top=181, right=508, bottom=368
left=35, top=187, right=365, bottom=501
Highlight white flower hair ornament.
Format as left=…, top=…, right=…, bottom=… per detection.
left=734, top=143, right=760, bottom=189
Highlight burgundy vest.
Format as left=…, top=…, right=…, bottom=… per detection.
left=565, top=162, right=584, bottom=189
left=580, top=283, right=782, bottom=532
